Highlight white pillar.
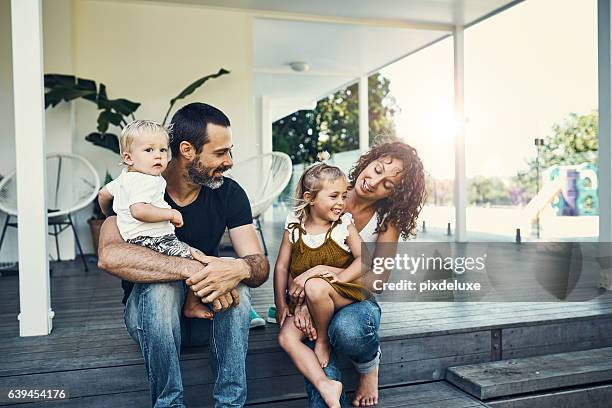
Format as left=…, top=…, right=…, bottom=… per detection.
left=260, top=96, right=273, bottom=155
left=453, top=25, right=467, bottom=242
left=11, top=0, right=53, bottom=336
left=359, top=75, right=369, bottom=153
left=260, top=96, right=274, bottom=221
left=598, top=0, right=612, bottom=289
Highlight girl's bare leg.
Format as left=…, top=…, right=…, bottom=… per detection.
left=304, top=278, right=354, bottom=368
left=183, top=291, right=214, bottom=319
left=278, top=316, right=342, bottom=408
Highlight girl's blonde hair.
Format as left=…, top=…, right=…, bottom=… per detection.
left=293, top=163, right=346, bottom=222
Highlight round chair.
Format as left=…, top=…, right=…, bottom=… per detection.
left=226, top=152, right=293, bottom=255
left=0, top=153, right=101, bottom=271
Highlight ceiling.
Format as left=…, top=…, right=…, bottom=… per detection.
left=132, top=0, right=524, bottom=120
left=136, top=0, right=521, bottom=26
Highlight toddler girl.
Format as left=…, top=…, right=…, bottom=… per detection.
left=274, top=162, right=370, bottom=408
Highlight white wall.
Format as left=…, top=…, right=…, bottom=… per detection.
left=1, top=0, right=255, bottom=259
left=72, top=0, right=254, bottom=173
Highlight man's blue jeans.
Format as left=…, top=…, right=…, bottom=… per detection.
left=124, top=281, right=251, bottom=408
left=305, top=298, right=382, bottom=407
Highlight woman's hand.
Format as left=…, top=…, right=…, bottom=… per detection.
left=293, top=304, right=317, bottom=341
left=275, top=302, right=292, bottom=326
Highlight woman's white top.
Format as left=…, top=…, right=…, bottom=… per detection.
left=358, top=212, right=379, bottom=243
left=285, top=212, right=354, bottom=251
left=105, top=170, right=175, bottom=240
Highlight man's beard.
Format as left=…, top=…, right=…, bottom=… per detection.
left=187, top=159, right=232, bottom=189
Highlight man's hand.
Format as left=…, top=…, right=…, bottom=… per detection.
left=187, top=249, right=249, bottom=304
left=294, top=304, right=317, bottom=341
left=209, top=288, right=240, bottom=312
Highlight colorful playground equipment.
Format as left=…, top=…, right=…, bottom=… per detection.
left=546, top=163, right=599, bottom=216
left=522, top=163, right=598, bottom=237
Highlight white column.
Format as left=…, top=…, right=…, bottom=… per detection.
left=11, top=0, right=53, bottom=336
left=453, top=25, right=467, bottom=242
left=260, top=96, right=273, bottom=221
left=260, top=96, right=273, bottom=155
left=359, top=75, right=369, bottom=153
left=598, top=0, right=612, bottom=289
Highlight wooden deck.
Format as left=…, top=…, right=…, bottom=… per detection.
left=1, top=218, right=612, bottom=407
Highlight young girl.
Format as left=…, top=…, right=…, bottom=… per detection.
left=98, top=119, right=213, bottom=319
left=274, top=162, right=370, bottom=408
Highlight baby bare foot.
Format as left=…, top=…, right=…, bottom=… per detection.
left=315, top=338, right=332, bottom=368
left=318, top=379, right=342, bottom=408
left=183, top=303, right=214, bottom=319
left=352, top=366, right=379, bottom=407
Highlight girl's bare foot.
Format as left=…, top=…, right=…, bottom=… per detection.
left=183, top=303, right=214, bottom=319
left=352, top=366, right=379, bottom=406
left=318, top=379, right=342, bottom=408
left=314, top=338, right=332, bottom=368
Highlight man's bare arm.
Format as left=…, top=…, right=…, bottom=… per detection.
left=229, top=224, right=269, bottom=288
left=97, top=216, right=199, bottom=282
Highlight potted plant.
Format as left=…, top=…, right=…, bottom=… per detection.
left=44, top=69, right=230, bottom=254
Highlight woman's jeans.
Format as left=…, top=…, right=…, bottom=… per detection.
left=124, top=281, right=251, bottom=408
left=305, top=298, right=382, bottom=407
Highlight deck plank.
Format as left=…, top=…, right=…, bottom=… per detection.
left=446, top=347, right=612, bottom=400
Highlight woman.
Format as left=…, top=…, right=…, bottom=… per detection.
left=287, top=140, right=426, bottom=407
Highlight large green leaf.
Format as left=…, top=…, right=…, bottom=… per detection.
left=162, top=68, right=230, bottom=125
left=97, top=83, right=108, bottom=108
left=44, top=74, right=76, bottom=88
left=77, top=78, right=97, bottom=102
left=45, top=86, right=97, bottom=108
left=85, top=132, right=120, bottom=154
left=44, top=74, right=98, bottom=107
left=109, top=99, right=140, bottom=116
left=97, top=110, right=124, bottom=133
left=97, top=96, right=140, bottom=118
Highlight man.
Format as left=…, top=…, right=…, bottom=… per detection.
left=97, top=102, right=269, bottom=408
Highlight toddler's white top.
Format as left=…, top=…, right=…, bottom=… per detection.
left=105, top=170, right=175, bottom=240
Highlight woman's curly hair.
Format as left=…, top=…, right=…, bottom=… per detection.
left=348, top=141, right=426, bottom=240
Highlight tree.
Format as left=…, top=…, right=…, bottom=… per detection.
left=468, top=176, right=510, bottom=205
left=511, top=110, right=598, bottom=204
left=273, top=73, right=398, bottom=164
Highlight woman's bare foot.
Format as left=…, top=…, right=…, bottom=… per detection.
left=318, top=379, right=342, bottom=408
left=314, top=338, right=332, bottom=368
left=183, top=303, right=214, bottom=319
left=352, top=366, right=379, bottom=406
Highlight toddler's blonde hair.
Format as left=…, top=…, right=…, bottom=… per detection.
left=119, top=120, right=171, bottom=157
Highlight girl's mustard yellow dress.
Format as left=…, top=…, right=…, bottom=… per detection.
left=286, top=212, right=370, bottom=307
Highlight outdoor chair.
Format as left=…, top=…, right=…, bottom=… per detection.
left=0, top=153, right=100, bottom=271
left=226, top=152, right=293, bottom=255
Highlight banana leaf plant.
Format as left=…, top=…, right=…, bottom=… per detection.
left=44, top=68, right=230, bottom=154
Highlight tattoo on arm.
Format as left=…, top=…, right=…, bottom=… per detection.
left=241, top=254, right=270, bottom=288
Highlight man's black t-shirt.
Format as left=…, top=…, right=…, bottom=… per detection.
left=121, top=178, right=253, bottom=304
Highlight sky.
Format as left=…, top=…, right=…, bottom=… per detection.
left=380, top=0, right=598, bottom=180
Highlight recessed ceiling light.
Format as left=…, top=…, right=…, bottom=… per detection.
left=288, top=61, right=310, bottom=72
